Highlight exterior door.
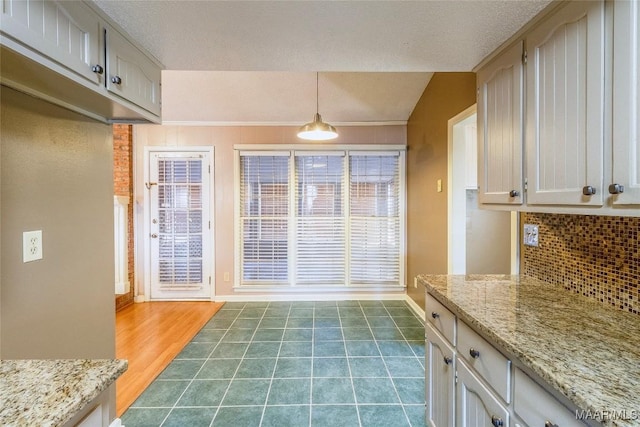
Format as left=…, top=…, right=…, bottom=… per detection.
left=149, top=151, right=212, bottom=300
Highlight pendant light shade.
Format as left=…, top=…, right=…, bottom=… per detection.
left=298, top=73, right=338, bottom=141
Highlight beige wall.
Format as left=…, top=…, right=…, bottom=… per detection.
left=1, top=87, right=116, bottom=360
left=133, top=124, right=406, bottom=298
left=406, top=73, right=477, bottom=308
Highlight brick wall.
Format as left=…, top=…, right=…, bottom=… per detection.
left=522, top=212, right=639, bottom=315
left=114, top=124, right=135, bottom=311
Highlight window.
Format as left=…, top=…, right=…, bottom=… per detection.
left=237, top=147, right=405, bottom=289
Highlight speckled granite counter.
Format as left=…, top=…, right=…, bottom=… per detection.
left=417, top=274, right=640, bottom=427
left=0, top=359, right=127, bottom=427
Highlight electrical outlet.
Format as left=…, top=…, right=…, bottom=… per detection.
left=523, top=224, right=539, bottom=247
left=23, top=230, right=43, bottom=262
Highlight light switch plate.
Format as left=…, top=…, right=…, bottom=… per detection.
left=23, top=230, right=43, bottom=262
left=523, top=224, right=539, bottom=247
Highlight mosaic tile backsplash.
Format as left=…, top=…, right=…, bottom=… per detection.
left=522, top=213, right=639, bottom=315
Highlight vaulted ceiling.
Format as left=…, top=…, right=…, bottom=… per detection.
left=91, top=1, right=552, bottom=124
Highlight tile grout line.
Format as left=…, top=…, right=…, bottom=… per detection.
left=258, top=302, right=292, bottom=427
left=340, top=303, right=364, bottom=427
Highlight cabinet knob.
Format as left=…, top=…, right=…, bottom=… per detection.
left=469, top=348, right=480, bottom=358
left=491, top=416, right=504, bottom=427
left=544, top=422, right=559, bottom=427
left=150, top=233, right=158, bottom=238
left=111, top=75, right=122, bottom=85
left=443, top=356, right=452, bottom=365
left=91, top=64, right=104, bottom=74
left=431, top=312, right=439, bottom=319
left=582, top=185, right=596, bottom=196
left=608, top=183, right=625, bottom=195
left=509, top=190, right=519, bottom=198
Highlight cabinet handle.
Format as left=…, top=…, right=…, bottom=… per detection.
left=469, top=348, right=480, bottom=358
left=111, top=75, right=122, bottom=85
left=431, top=312, right=439, bottom=319
left=491, top=416, right=504, bottom=427
left=544, top=422, right=559, bottom=427
left=509, top=189, right=519, bottom=198
left=608, top=183, right=625, bottom=194
left=91, top=64, right=104, bottom=74
left=443, top=356, right=452, bottom=365
left=582, top=185, right=596, bottom=196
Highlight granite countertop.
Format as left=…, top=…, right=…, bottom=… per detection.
left=417, top=274, right=640, bottom=427
left=0, top=359, right=127, bottom=427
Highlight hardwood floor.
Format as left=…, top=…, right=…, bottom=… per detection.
left=115, top=301, right=224, bottom=416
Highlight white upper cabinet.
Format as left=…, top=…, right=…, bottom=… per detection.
left=106, top=27, right=161, bottom=117
left=612, top=0, right=640, bottom=205
left=477, top=41, right=524, bottom=205
left=0, top=0, right=103, bottom=85
left=525, top=0, right=606, bottom=206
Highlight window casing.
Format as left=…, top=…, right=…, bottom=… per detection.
left=236, top=147, right=405, bottom=290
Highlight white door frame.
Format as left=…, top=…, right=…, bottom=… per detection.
left=447, top=105, right=520, bottom=275
left=143, top=146, right=215, bottom=301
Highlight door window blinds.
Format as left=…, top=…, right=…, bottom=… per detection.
left=238, top=149, right=404, bottom=288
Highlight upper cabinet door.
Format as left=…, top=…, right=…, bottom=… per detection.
left=525, top=1, right=606, bottom=206
left=477, top=41, right=524, bottom=205
left=0, top=0, right=102, bottom=85
left=612, top=0, right=640, bottom=205
left=106, top=27, right=161, bottom=116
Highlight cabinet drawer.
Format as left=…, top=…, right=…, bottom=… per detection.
left=458, top=321, right=511, bottom=403
left=425, top=292, right=456, bottom=345
left=514, top=369, right=586, bottom=427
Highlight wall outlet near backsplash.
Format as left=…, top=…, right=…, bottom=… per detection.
left=523, top=224, right=539, bottom=247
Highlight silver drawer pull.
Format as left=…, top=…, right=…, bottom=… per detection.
left=431, top=312, right=439, bottom=319
left=491, top=416, right=504, bottom=427
left=544, top=422, right=559, bottom=427
left=509, top=189, right=519, bottom=198
left=469, top=348, right=480, bottom=358
left=443, top=356, right=452, bottom=365
left=91, top=64, right=104, bottom=74
left=111, top=75, right=122, bottom=85
left=608, top=183, right=624, bottom=194
left=582, top=185, right=596, bottom=196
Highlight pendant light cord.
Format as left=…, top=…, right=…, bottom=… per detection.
left=316, top=72, right=319, bottom=115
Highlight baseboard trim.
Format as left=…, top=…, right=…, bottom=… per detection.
left=404, top=295, right=425, bottom=321
left=215, top=292, right=407, bottom=302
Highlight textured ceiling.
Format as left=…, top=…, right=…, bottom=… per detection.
left=89, top=0, right=552, bottom=123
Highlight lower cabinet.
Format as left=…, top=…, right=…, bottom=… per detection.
left=425, top=324, right=455, bottom=427
left=457, top=361, right=509, bottom=427
left=424, top=292, right=587, bottom=427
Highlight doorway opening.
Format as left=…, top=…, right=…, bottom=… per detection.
left=448, top=105, right=515, bottom=275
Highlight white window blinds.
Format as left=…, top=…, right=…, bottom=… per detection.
left=295, top=153, right=346, bottom=285
left=349, top=153, right=401, bottom=285
left=237, top=148, right=404, bottom=289
left=239, top=154, right=290, bottom=284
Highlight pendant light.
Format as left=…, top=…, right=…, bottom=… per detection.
left=297, top=72, right=338, bottom=141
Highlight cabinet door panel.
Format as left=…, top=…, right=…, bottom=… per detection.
left=477, top=41, right=524, bottom=205
left=0, top=0, right=102, bottom=85
left=612, top=0, right=640, bottom=205
left=456, top=361, right=509, bottom=427
left=425, top=325, right=455, bottom=427
left=526, top=1, right=605, bottom=205
left=106, top=27, right=161, bottom=116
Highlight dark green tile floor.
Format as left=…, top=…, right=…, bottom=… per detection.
left=122, top=300, right=425, bottom=427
